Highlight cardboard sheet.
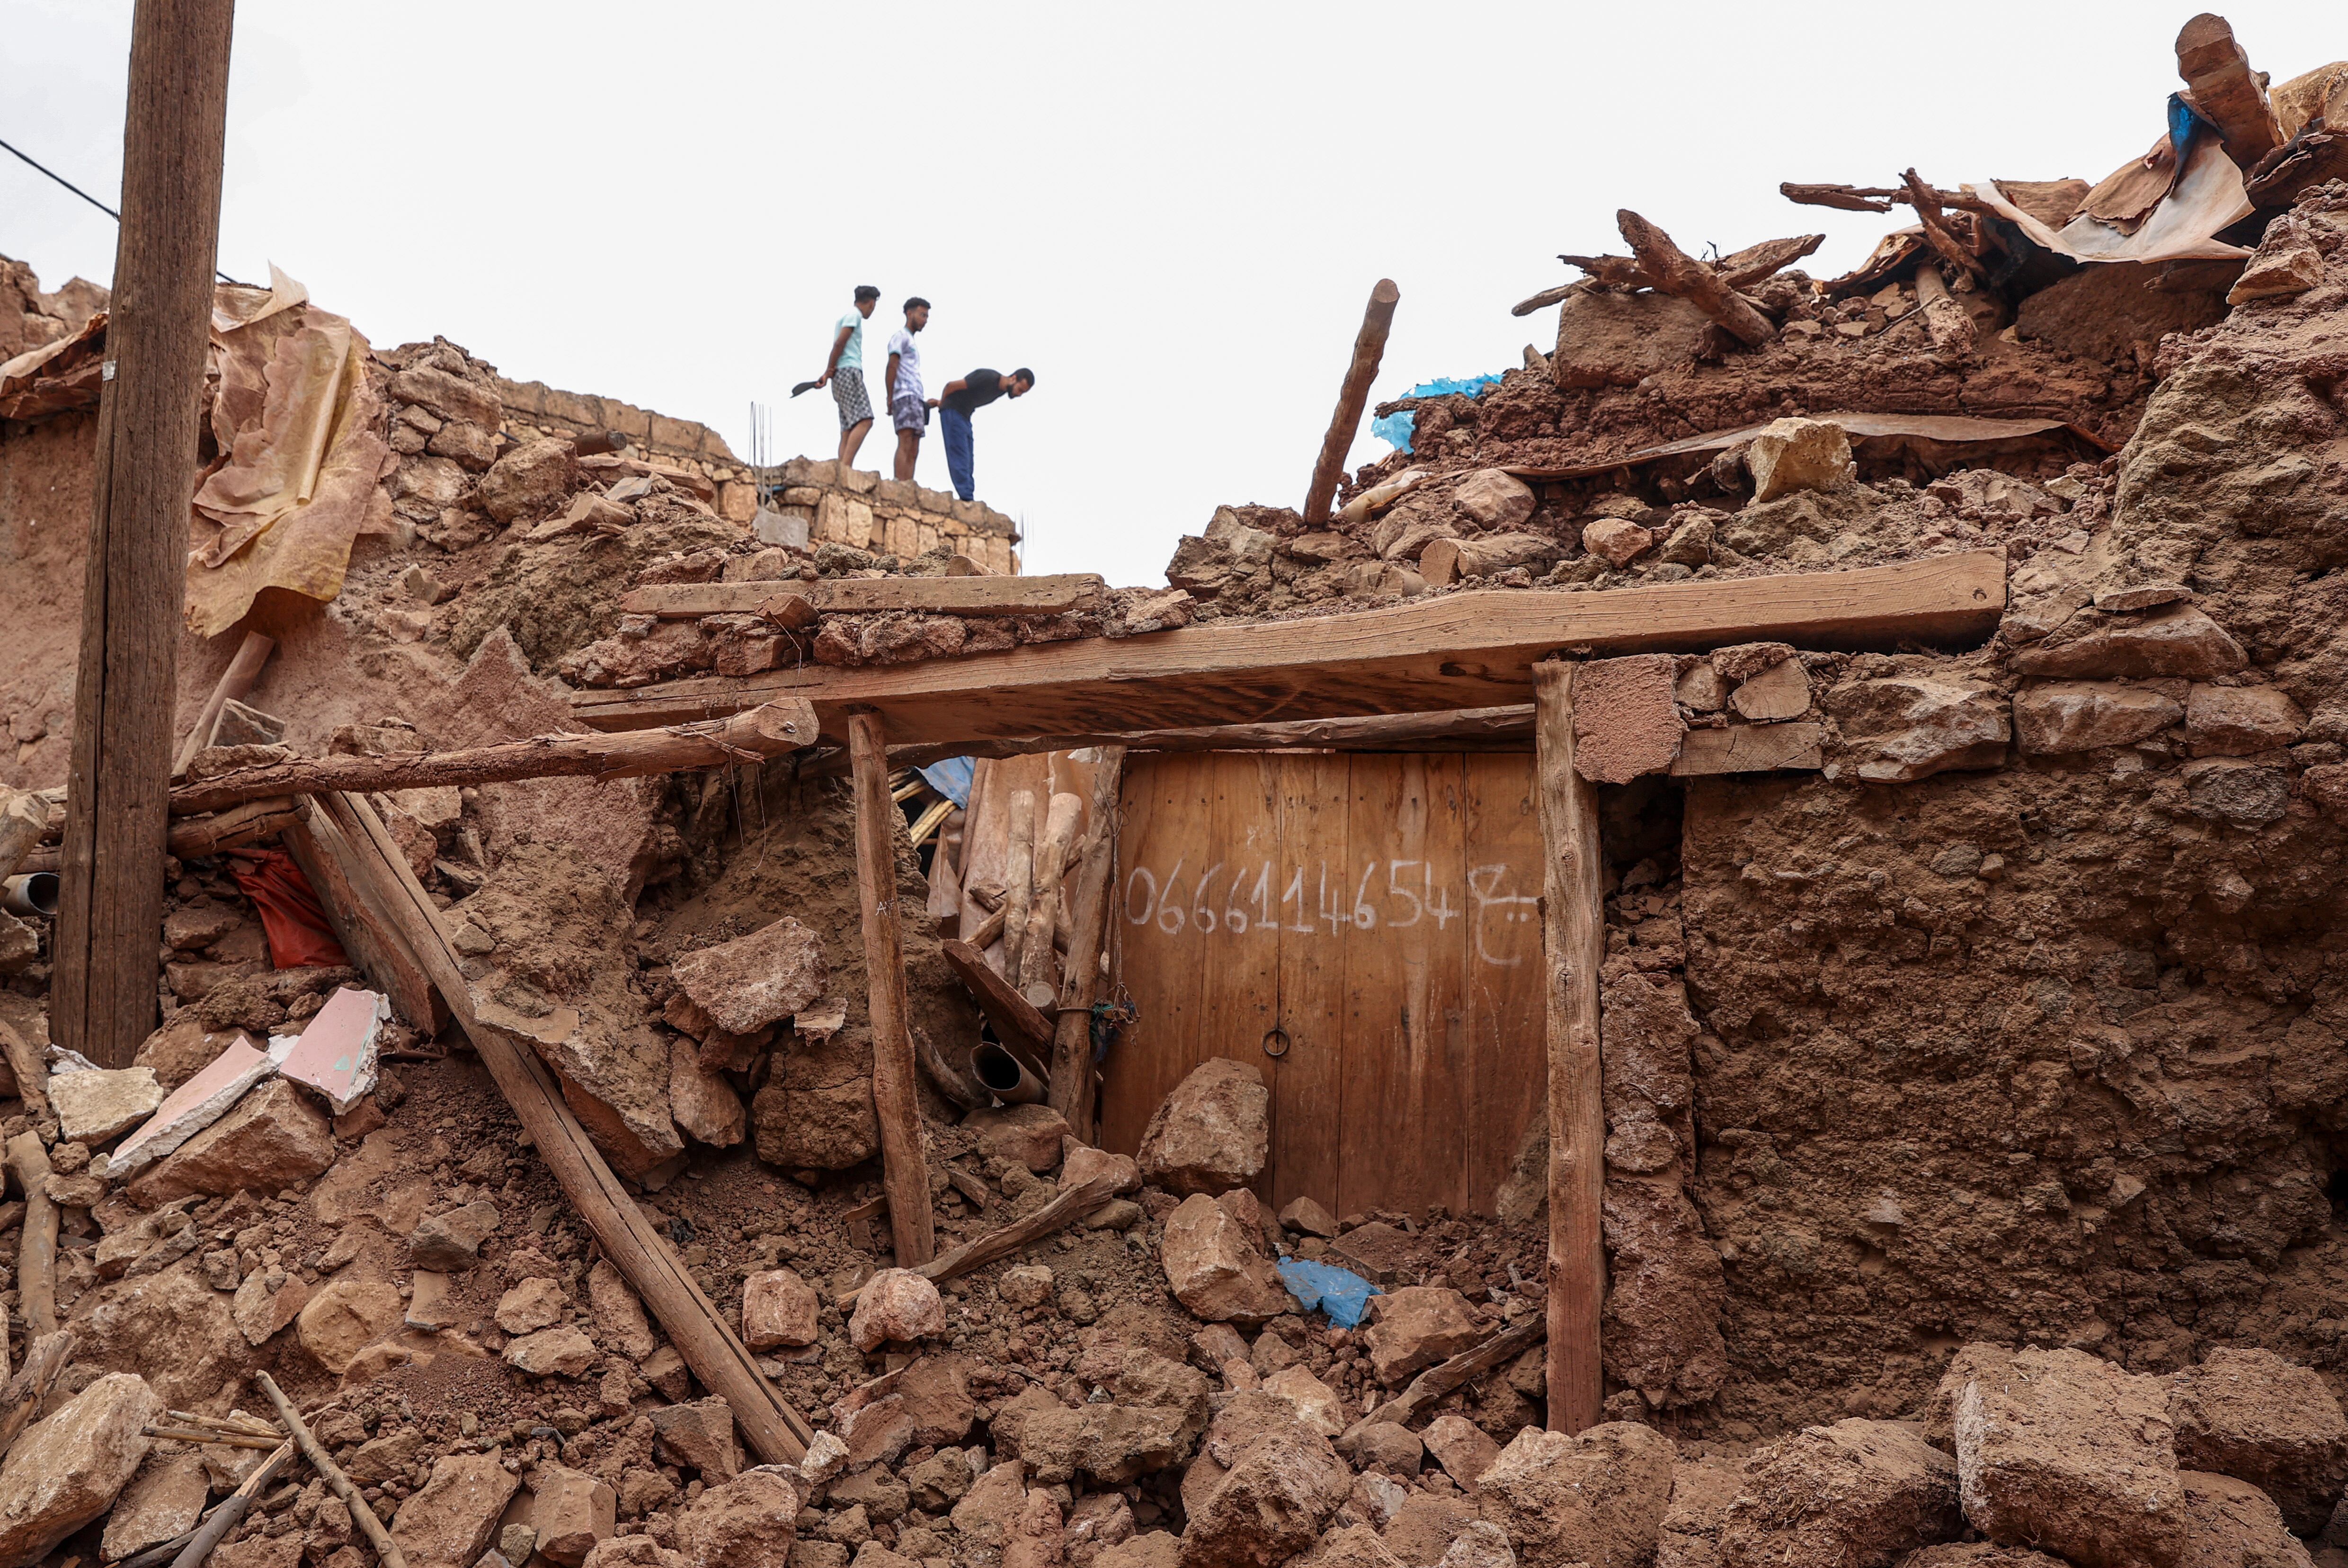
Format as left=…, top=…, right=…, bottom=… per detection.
left=185, top=267, right=391, bottom=638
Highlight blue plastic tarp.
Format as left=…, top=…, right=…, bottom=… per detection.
left=1371, top=374, right=1505, bottom=455
left=919, top=757, right=975, bottom=808
left=1276, top=1256, right=1380, bottom=1327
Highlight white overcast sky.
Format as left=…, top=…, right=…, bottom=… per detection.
left=4, top=2, right=2339, bottom=586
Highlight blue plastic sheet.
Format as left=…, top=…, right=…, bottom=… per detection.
left=918, top=757, right=975, bottom=808
left=1371, top=374, right=1504, bottom=455
left=1276, top=1256, right=1380, bottom=1327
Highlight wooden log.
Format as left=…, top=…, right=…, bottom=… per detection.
left=1510, top=282, right=1584, bottom=317
left=144, top=1425, right=282, bottom=1451
left=168, top=700, right=818, bottom=816
left=835, top=1173, right=1119, bottom=1308
left=173, top=631, right=274, bottom=777
left=1715, top=233, right=1826, bottom=290
left=941, top=939, right=1055, bottom=1059
left=19, top=795, right=305, bottom=874
left=1898, top=170, right=1990, bottom=284
left=1912, top=265, right=1978, bottom=354
left=304, top=790, right=814, bottom=1462
left=848, top=712, right=936, bottom=1269
left=1050, top=748, right=1127, bottom=1131
left=166, top=1438, right=295, bottom=1568
left=1533, top=661, right=1605, bottom=1434
left=1000, top=790, right=1037, bottom=983
left=619, top=573, right=1106, bottom=619
left=1556, top=253, right=1656, bottom=288
left=254, top=1371, right=407, bottom=1568
left=570, top=554, right=2007, bottom=745
left=2177, top=13, right=2282, bottom=168
left=1615, top=211, right=1777, bottom=347
left=1019, top=793, right=1084, bottom=1004
left=53, top=0, right=236, bottom=1069
left=1779, top=181, right=1900, bottom=213
left=0, top=1331, right=72, bottom=1458
left=6, top=1133, right=57, bottom=1341
left=1343, top=1318, right=1543, bottom=1439
left=284, top=804, right=445, bottom=1033
left=1303, top=279, right=1401, bottom=525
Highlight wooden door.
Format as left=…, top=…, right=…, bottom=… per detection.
left=1103, top=752, right=1545, bottom=1219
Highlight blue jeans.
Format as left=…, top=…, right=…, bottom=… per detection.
left=940, top=407, right=975, bottom=500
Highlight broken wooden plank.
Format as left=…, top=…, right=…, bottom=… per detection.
left=835, top=1173, right=1120, bottom=1308
left=1344, top=1317, right=1544, bottom=1439
left=572, top=554, right=2007, bottom=745
left=1533, top=662, right=1605, bottom=1434
left=1049, top=748, right=1126, bottom=1131
left=305, top=790, right=813, bottom=1463
left=1670, top=722, right=1826, bottom=775
left=941, top=938, right=1056, bottom=1059
left=169, top=700, right=817, bottom=816
left=620, top=573, right=1106, bottom=620
left=848, top=711, right=937, bottom=1269
left=1303, top=279, right=1401, bottom=526
left=173, top=631, right=273, bottom=777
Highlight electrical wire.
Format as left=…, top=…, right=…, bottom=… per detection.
left=1, top=132, right=239, bottom=284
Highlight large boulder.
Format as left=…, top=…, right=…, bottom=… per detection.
left=76, top=1266, right=246, bottom=1407
left=1745, top=418, right=1856, bottom=502
left=1716, top=1419, right=1960, bottom=1568
left=125, top=1078, right=335, bottom=1205
left=669, top=918, right=827, bottom=1034
left=0, top=1372, right=160, bottom=1567
left=741, top=1267, right=820, bottom=1350
left=1137, top=1059, right=1268, bottom=1195
left=1953, top=1347, right=2182, bottom=1568
left=390, top=1453, right=524, bottom=1568
left=2011, top=681, right=2184, bottom=754
left=1177, top=1393, right=1351, bottom=1568
left=1824, top=678, right=2009, bottom=784
left=2169, top=1347, right=2348, bottom=1535
left=850, top=1270, right=946, bottom=1352
left=1476, top=1421, right=1676, bottom=1568
left=532, top=1465, right=618, bottom=1567
left=1361, top=1287, right=1483, bottom=1386
left=1013, top=1403, right=1197, bottom=1486
left=2175, top=1470, right=2314, bottom=1568
left=677, top=1469, right=803, bottom=1568
left=477, top=437, right=577, bottom=523
left=2013, top=604, right=2248, bottom=680
left=1160, top=1194, right=1298, bottom=1325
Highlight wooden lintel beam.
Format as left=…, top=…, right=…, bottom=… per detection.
left=569, top=553, right=2005, bottom=747
left=620, top=573, right=1106, bottom=620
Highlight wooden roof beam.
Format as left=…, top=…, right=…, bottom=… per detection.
left=569, top=553, right=2005, bottom=748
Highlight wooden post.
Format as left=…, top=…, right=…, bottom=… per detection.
left=1018, top=793, right=1083, bottom=1005
left=848, top=711, right=937, bottom=1267
left=53, top=0, right=237, bottom=1068
left=1049, top=747, right=1126, bottom=1133
left=1615, top=211, right=1778, bottom=347
left=1533, top=660, right=1605, bottom=1433
left=1302, top=278, right=1400, bottom=525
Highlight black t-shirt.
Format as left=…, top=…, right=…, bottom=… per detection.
left=942, top=368, right=1006, bottom=417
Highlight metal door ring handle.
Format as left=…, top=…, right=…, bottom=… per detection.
left=1262, top=1027, right=1290, bottom=1059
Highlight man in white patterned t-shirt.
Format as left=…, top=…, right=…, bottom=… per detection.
left=885, top=296, right=930, bottom=482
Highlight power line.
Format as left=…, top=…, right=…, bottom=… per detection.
left=1, top=132, right=237, bottom=284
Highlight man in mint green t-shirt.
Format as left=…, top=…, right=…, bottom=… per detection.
left=816, top=285, right=880, bottom=464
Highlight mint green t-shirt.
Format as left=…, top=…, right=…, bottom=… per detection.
left=836, top=311, right=865, bottom=372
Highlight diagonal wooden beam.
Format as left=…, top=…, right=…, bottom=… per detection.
left=569, top=553, right=2005, bottom=747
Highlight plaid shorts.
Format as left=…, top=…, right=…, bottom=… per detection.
left=832, top=368, right=871, bottom=430
left=892, top=394, right=930, bottom=434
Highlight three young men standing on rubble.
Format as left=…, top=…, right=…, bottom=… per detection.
left=813, top=287, right=1034, bottom=499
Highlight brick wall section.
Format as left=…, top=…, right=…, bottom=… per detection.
left=762, top=456, right=1022, bottom=575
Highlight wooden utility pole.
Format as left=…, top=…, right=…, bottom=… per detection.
left=848, top=711, right=938, bottom=1266
left=1533, top=660, right=1606, bottom=1433
left=54, top=0, right=237, bottom=1067
left=1302, top=278, right=1399, bottom=525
